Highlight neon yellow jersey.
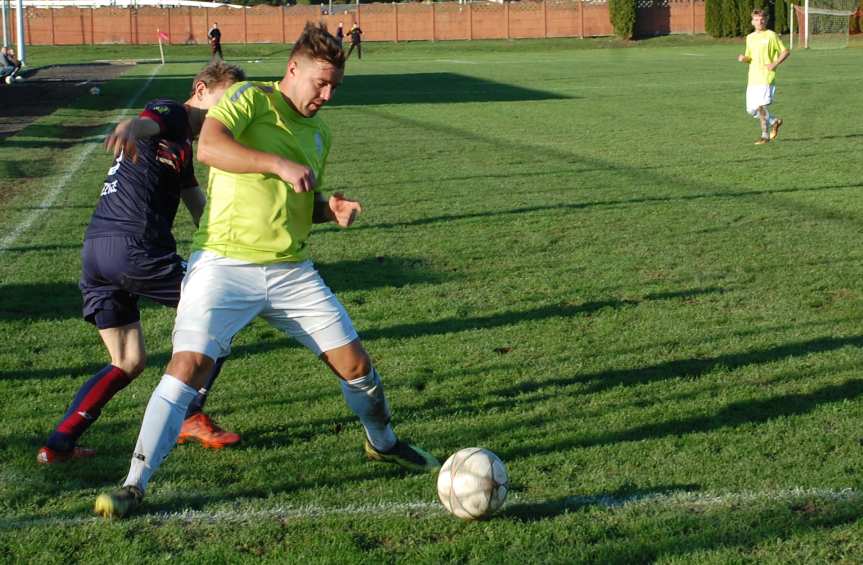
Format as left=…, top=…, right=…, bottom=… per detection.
left=744, top=30, right=786, bottom=86
left=192, top=80, right=331, bottom=264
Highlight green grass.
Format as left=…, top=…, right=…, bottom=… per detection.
left=2, top=38, right=863, bottom=562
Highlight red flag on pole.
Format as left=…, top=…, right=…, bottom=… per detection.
left=158, top=30, right=169, bottom=41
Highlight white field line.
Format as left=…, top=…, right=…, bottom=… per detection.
left=0, top=487, right=857, bottom=531
left=0, top=64, right=162, bottom=252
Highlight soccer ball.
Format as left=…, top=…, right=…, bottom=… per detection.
left=4, top=76, right=11, bottom=85
left=436, top=447, right=508, bottom=520
left=90, top=86, right=100, bottom=95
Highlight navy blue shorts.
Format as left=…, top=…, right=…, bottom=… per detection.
left=80, top=236, right=185, bottom=329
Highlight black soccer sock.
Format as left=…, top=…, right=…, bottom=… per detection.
left=184, top=356, right=227, bottom=418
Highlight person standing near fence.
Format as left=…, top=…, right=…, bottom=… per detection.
left=346, top=23, right=362, bottom=60
left=208, top=23, right=223, bottom=62
left=336, top=23, right=344, bottom=49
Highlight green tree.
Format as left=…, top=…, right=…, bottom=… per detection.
left=608, top=0, right=637, bottom=39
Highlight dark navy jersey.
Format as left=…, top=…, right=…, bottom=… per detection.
left=84, top=99, right=198, bottom=250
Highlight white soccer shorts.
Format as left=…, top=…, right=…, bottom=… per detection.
left=746, top=85, right=776, bottom=116
left=173, top=251, right=359, bottom=360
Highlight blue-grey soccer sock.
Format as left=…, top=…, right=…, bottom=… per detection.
left=340, top=368, right=397, bottom=452
left=185, top=356, right=227, bottom=417
left=123, top=374, right=197, bottom=492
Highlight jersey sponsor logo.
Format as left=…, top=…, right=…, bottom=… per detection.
left=151, top=104, right=170, bottom=114
left=107, top=154, right=122, bottom=176
left=314, top=132, right=324, bottom=156
left=101, top=180, right=119, bottom=196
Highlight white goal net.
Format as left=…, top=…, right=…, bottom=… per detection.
left=791, top=0, right=860, bottom=49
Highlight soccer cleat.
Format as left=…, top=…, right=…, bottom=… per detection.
left=94, top=485, right=143, bottom=519
left=36, top=445, right=97, bottom=465
left=177, top=412, right=240, bottom=449
left=754, top=137, right=770, bottom=145
left=364, top=438, right=440, bottom=472
left=770, top=118, right=783, bottom=141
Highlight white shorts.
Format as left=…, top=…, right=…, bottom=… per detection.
left=173, top=251, right=358, bottom=360
left=746, top=85, right=776, bottom=116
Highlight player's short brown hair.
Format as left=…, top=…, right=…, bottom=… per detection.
left=290, top=22, right=346, bottom=70
left=751, top=8, right=767, bottom=18
left=191, top=62, right=246, bottom=95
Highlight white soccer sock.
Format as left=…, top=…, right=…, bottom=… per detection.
left=340, top=368, right=397, bottom=452
left=123, top=374, right=198, bottom=492
left=765, top=110, right=776, bottom=127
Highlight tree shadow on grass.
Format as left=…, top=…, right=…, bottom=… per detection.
left=496, top=377, right=863, bottom=462
left=0, top=286, right=721, bottom=380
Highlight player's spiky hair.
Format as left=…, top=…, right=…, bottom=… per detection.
left=191, top=62, right=246, bottom=95
left=290, top=22, right=346, bottom=70
left=751, top=8, right=767, bottom=18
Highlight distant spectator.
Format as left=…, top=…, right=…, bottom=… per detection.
left=1, top=47, right=22, bottom=83
left=208, top=23, right=223, bottom=62
left=336, top=22, right=344, bottom=49
left=346, top=23, right=362, bottom=60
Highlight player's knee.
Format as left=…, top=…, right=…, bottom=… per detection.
left=340, top=352, right=372, bottom=381
left=166, top=351, right=214, bottom=387
left=113, top=352, right=147, bottom=378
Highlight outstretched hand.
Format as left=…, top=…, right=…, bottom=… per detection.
left=329, top=192, right=362, bottom=227
left=105, top=119, right=139, bottom=162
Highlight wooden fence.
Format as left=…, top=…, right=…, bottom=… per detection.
left=7, top=0, right=705, bottom=46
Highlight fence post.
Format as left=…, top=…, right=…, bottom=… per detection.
left=505, top=1, right=510, bottom=39
left=690, top=0, right=695, bottom=34
left=90, top=7, right=95, bottom=44
left=49, top=7, right=54, bottom=45
left=281, top=6, right=285, bottom=44
left=467, top=1, right=472, bottom=40
left=393, top=2, right=398, bottom=43
left=431, top=2, right=435, bottom=41
left=579, top=0, right=584, bottom=38
left=542, top=0, right=547, bottom=38
left=243, top=7, right=247, bottom=44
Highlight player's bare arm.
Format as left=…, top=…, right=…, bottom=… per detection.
left=198, top=117, right=316, bottom=192
left=180, top=186, right=206, bottom=227
left=313, top=192, right=362, bottom=227
left=104, top=117, right=160, bottom=162
left=767, top=49, right=790, bottom=71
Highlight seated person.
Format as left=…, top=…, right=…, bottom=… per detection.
left=1, top=47, right=22, bottom=82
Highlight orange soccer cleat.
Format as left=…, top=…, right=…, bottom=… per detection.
left=177, top=412, right=240, bottom=449
left=37, top=445, right=97, bottom=465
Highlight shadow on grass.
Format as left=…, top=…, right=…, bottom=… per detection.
left=502, top=483, right=701, bottom=522
left=0, top=286, right=719, bottom=380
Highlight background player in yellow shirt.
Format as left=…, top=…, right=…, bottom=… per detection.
left=95, top=23, right=439, bottom=518
left=737, top=9, right=790, bottom=145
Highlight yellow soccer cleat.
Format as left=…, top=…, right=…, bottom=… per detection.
left=364, top=438, right=440, bottom=472
left=94, top=485, right=143, bottom=519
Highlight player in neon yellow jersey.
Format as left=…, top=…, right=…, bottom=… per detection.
left=737, top=9, right=790, bottom=145
left=95, top=23, right=439, bottom=518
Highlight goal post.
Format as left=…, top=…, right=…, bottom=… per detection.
left=791, top=0, right=858, bottom=49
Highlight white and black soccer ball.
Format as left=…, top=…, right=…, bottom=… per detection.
left=90, top=86, right=101, bottom=95
left=436, top=447, right=508, bottom=520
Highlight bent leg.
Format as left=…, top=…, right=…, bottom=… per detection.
left=42, top=323, right=143, bottom=454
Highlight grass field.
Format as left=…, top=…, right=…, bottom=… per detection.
left=2, top=36, right=863, bottom=562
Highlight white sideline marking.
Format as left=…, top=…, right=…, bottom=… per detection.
left=0, top=64, right=162, bottom=252
left=682, top=52, right=707, bottom=57
left=435, top=59, right=479, bottom=65
left=0, top=487, right=857, bottom=531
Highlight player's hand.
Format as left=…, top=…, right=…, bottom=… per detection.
left=105, top=119, right=140, bottom=162
left=329, top=192, right=362, bottom=227
left=273, top=158, right=316, bottom=192
left=766, top=62, right=777, bottom=71
left=737, top=54, right=747, bottom=63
